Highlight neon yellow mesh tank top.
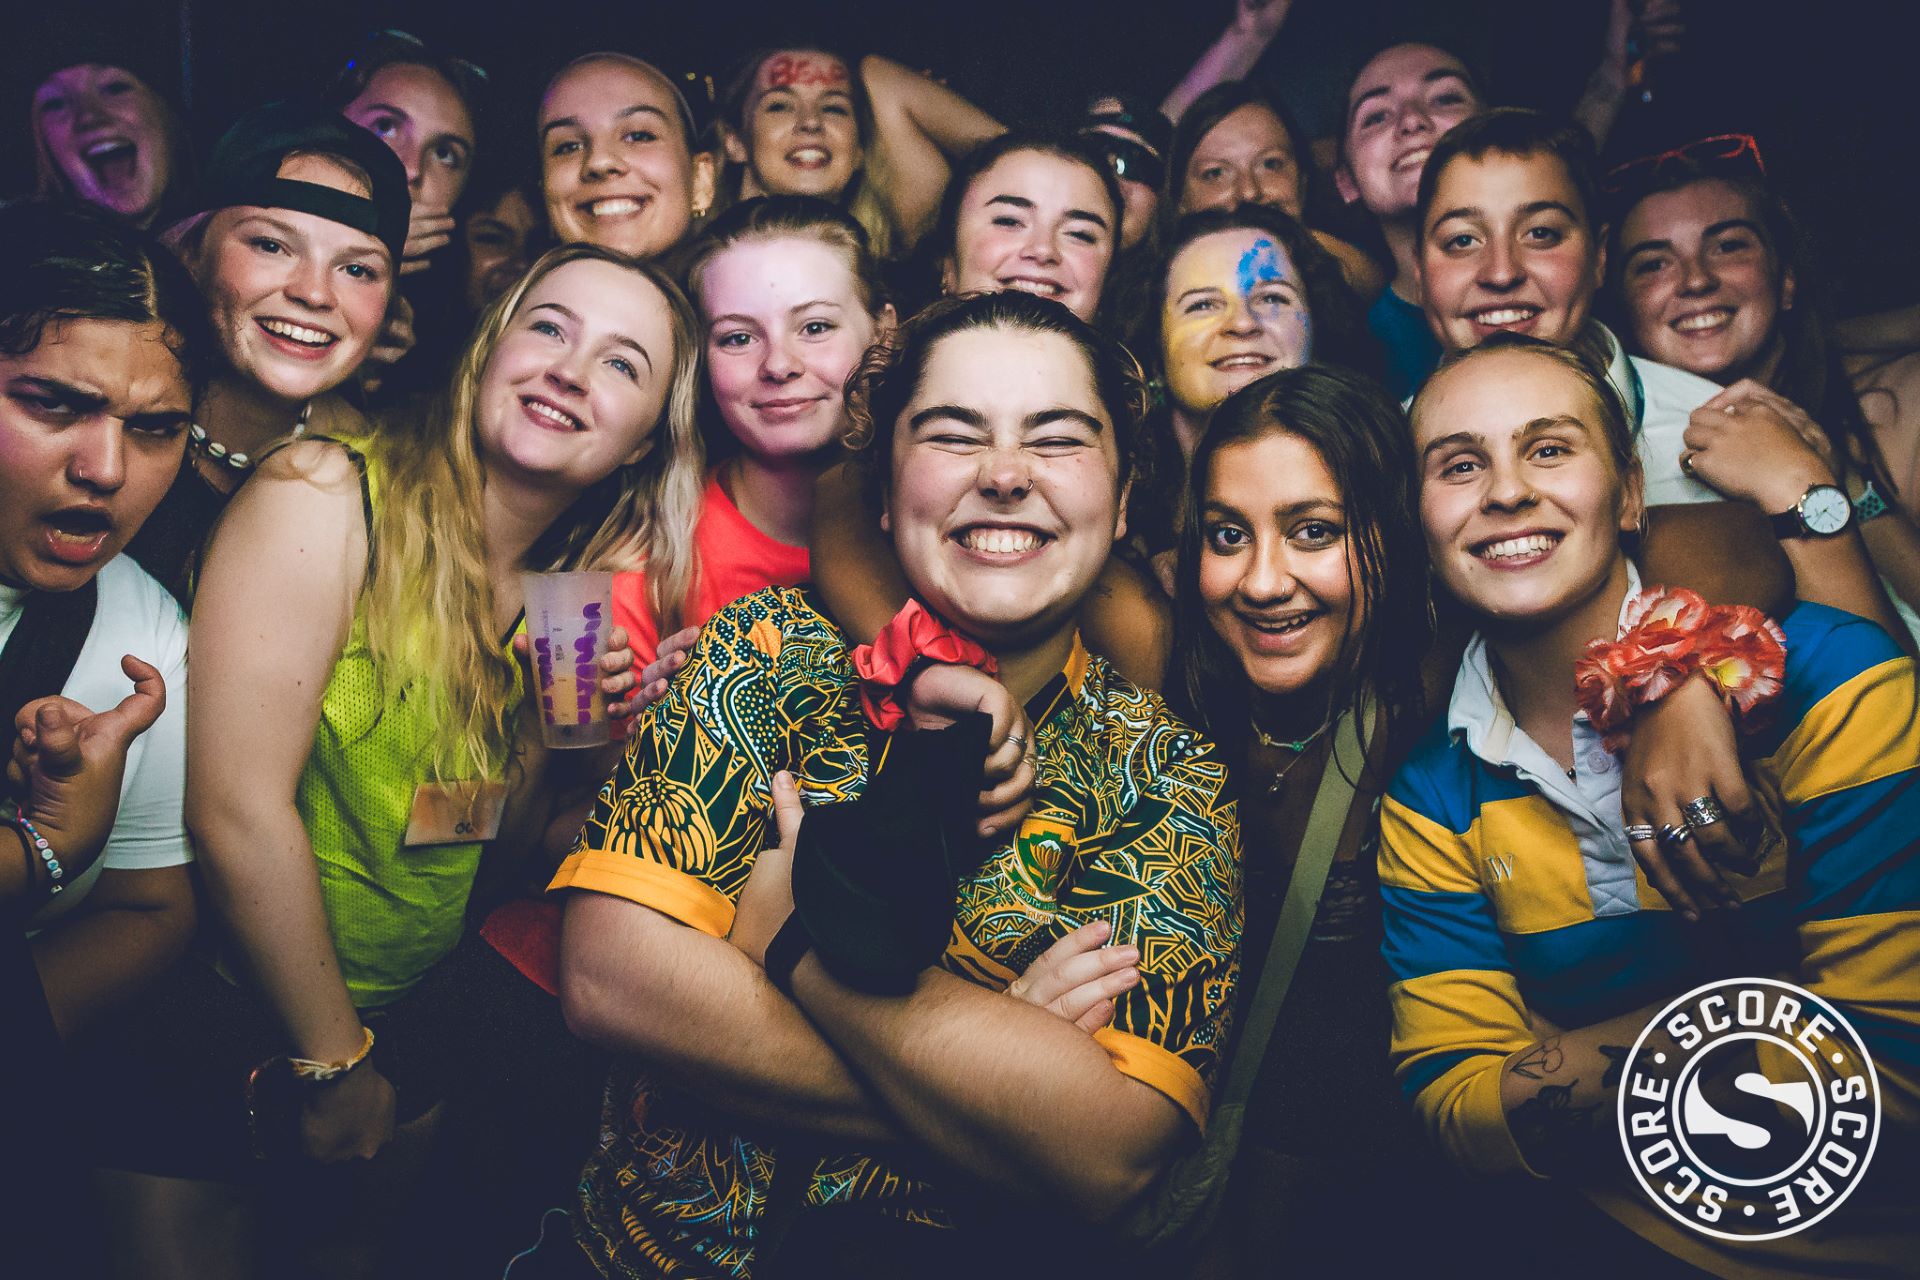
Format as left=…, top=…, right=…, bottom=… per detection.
left=297, top=439, right=521, bottom=1006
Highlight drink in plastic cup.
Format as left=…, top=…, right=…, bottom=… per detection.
left=523, top=570, right=614, bottom=748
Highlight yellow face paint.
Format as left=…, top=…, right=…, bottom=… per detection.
left=1161, top=228, right=1314, bottom=416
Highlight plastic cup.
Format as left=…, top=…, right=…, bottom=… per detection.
left=522, top=570, right=614, bottom=749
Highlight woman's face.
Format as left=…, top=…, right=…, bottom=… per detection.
left=945, top=150, right=1115, bottom=322
left=1618, top=179, right=1791, bottom=385
left=32, top=64, right=172, bottom=225
left=731, top=51, right=863, bottom=200
left=1417, top=150, right=1603, bottom=355
left=702, top=236, right=880, bottom=462
left=884, top=325, right=1125, bottom=647
left=0, top=318, right=191, bottom=592
left=1178, top=103, right=1302, bottom=220
left=476, top=257, right=677, bottom=489
left=465, top=189, right=540, bottom=313
left=1336, top=44, right=1481, bottom=221
left=343, top=62, right=476, bottom=217
left=198, top=154, right=393, bottom=403
left=1412, top=348, right=1639, bottom=627
left=540, top=57, right=714, bottom=260
left=1199, top=431, right=1361, bottom=699
left=1162, top=229, right=1313, bottom=416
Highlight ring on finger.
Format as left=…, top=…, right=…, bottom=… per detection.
left=1681, top=795, right=1728, bottom=828
left=1624, top=823, right=1658, bottom=842
left=1006, top=732, right=1027, bottom=753
left=1659, top=822, right=1694, bottom=845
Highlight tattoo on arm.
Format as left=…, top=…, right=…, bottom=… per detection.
left=1600, top=1044, right=1630, bottom=1089
left=1508, top=1080, right=1606, bottom=1169
left=1508, top=1037, right=1566, bottom=1081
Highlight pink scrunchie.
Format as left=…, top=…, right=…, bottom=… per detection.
left=850, top=600, right=998, bottom=731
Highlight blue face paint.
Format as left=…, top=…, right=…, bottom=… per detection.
left=1235, top=237, right=1286, bottom=297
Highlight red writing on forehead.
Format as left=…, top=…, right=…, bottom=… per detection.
left=762, top=54, right=849, bottom=91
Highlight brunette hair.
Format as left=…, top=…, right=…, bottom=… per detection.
left=927, top=131, right=1125, bottom=301
left=362, top=243, right=704, bottom=782
left=843, top=289, right=1145, bottom=494
left=0, top=201, right=213, bottom=393
left=322, top=28, right=490, bottom=138
left=1166, top=79, right=1335, bottom=230
left=1418, top=332, right=1637, bottom=481
left=1604, top=167, right=1893, bottom=496
left=713, top=47, right=895, bottom=258
left=1170, top=365, right=1430, bottom=771
left=1414, top=107, right=1599, bottom=237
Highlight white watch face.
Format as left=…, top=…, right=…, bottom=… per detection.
left=1801, top=485, right=1852, bottom=534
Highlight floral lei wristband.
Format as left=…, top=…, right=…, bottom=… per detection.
left=1574, top=587, right=1788, bottom=750
left=849, top=600, right=998, bottom=732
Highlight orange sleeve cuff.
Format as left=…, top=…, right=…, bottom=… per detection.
left=547, top=848, right=735, bottom=939
left=1093, top=1027, right=1211, bottom=1133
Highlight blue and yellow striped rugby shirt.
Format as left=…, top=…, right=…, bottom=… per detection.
left=1380, top=596, right=1920, bottom=1178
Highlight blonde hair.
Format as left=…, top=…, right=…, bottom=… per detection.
left=362, top=242, right=704, bottom=781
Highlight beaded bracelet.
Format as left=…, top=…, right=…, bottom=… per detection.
left=4, top=810, right=63, bottom=897
left=1574, top=587, right=1788, bottom=751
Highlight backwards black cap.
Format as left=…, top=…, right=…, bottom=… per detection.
left=1083, top=91, right=1173, bottom=158
left=196, top=100, right=410, bottom=262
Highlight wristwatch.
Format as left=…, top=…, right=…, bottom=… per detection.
left=1770, top=483, right=1854, bottom=538
left=1853, top=478, right=1891, bottom=524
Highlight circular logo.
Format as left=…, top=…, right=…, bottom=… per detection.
left=1617, top=978, right=1880, bottom=1241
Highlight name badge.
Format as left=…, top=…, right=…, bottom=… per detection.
left=403, top=780, right=508, bottom=846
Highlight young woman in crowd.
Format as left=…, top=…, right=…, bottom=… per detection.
left=1386, top=336, right=1920, bottom=1275
left=528, top=290, right=1238, bottom=1277
left=713, top=46, right=1004, bottom=259
left=85, top=245, right=688, bottom=1278
left=124, top=100, right=410, bottom=602
left=1166, top=79, right=1382, bottom=299
left=1, top=202, right=211, bottom=1042
left=538, top=52, right=715, bottom=266
left=1333, top=41, right=1486, bottom=397
left=1408, top=109, right=1912, bottom=640
left=27, top=38, right=194, bottom=231
left=1606, top=148, right=1920, bottom=639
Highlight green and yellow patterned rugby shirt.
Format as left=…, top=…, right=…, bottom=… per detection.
left=549, top=586, right=1242, bottom=1277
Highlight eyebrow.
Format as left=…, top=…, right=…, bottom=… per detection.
left=908, top=405, right=1109, bottom=433
left=232, top=212, right=383, bottom=260
left=540, top=103, right=670, bottom=138
left=10, top=376, right=191, bottom=422
left=1623, top=218, right=1765, bottom=261
left=984, top=193, right=1109, bottom=231
left=527, top=302, right=655, bottom=372
left=1432, top=199, right=1579, bottom=226
left=1348, top=69, right=1471, bottom=127
left=1420, top=414, right=1589, bottom=461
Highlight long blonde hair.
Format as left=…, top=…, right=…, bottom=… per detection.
left=363, top=243, right=704, bottom=781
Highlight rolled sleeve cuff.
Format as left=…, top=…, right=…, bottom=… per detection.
left=1093, top=1027, right=1211, bottom=1133
left=547, top=848, right=735, bottom=939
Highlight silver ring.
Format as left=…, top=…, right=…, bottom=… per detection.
left=1006, top=732, right=1027, bottom=753
left=1659, top=822, right=1694, bottom=845
left=1681, top=796, right=1728, bottom=828
left=1624, top=823, right=1658, bottom=842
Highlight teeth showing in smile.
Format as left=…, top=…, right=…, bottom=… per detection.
left=1673, top=309, right=1733, bottom=333
left=1477, top=533, right=1559, bottom=561
left=260, top=318, right=334, bottom=346
left=586, top=198, right=644, bottom=217
left=1392, top=147, right=1430, bottom=172
left=1002, top=278, right=1064, bottom=299
left=961, top=528, right=1043, bottom=554
left=85, top=139, right=134, bottom=161
left=1212, top=353, right=1270, bottom=370
left=1244, top=613, right=1312, bottom=633
left=789, top=148, right=829, bottom=165
left=526, top=399, right=583, bottom=430
left=1474, top=307, right=1539, bottom=326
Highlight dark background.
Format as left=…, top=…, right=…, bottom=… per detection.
left=9, top=0, right=1915, bottom=313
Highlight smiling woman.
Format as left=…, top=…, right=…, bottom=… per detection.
left=30, top=58, right=193, bottom=230
left=538, top=53, right=716, bottom=263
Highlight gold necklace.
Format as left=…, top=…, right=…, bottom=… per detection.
left=1251, top=715, right=1333, bottom=797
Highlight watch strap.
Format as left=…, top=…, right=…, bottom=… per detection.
left=1769, top=505, right=1808, bottom=539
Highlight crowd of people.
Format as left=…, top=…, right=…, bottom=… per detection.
left=4, top=3, right=1918, bottom=1278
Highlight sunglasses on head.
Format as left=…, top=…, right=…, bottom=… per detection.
left=1601, top=133, right=1765, bottom=199
left=1090, top=133, right=1164, bottom=190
